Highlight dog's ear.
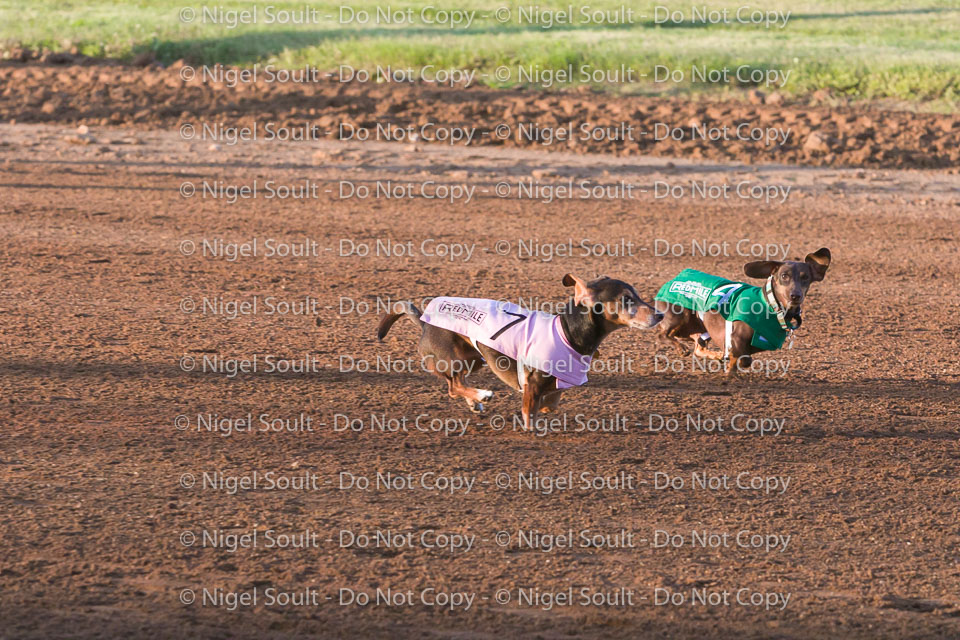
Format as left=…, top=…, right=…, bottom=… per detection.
left=744, top=261, right=782, bottom=279
left=562, top=273, right=597, bottom=307
left=805, top=248, right=831, bottom=281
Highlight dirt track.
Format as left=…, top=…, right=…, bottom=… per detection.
left=1, top=114, right=959, bottom=640
left=3, top=59, right=960, bottom=170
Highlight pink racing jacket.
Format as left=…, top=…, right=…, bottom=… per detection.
left=420, top=297, right=591, bottom=389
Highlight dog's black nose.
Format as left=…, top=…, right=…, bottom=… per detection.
left=790, top=294, right=802, bottom=303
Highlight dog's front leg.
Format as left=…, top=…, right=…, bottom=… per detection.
left=723, top=328, right=754, bottom=381
left=724, top=353, right=740, bottom=379
left=520, top=371, right=557, bottom=431
left=539, top=389, right=562, bottom=414
left=521, top=383, right=539, bottom=432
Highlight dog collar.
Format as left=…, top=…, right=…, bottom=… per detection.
left=763, top=277, right=801, bottom=331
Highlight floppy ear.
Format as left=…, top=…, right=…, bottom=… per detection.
left=562, top=273, right=596, bottom=307
left=805, top=248, right=831, bottom=281
left=744, top=261, right=782, bottom=279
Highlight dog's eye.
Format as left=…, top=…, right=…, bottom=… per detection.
left=800, top=273, right=810, bottom=281
left=780, top=272, right=790, bottom=281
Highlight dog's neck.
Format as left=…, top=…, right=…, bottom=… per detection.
left=558, top=301, right=615, bottom=356
left=767, top=276, right=789, bottom=311
left=764, top=276, right=802, bottom=328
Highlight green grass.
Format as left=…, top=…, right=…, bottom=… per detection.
left=2, top=1, right=959, bottom=104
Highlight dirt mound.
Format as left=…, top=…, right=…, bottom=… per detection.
left=2, top=59, right=959, bottom=170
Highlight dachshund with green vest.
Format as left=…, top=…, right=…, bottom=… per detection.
left=654, top=249, right=831, bottom=377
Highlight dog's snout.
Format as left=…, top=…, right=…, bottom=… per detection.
left=790, top=293, right=803, bottom=303
left=627, top=306, right=662, bottom=329
left=643, top=311, right=664, bottom=329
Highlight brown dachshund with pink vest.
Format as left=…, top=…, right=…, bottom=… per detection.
left=377, top=274, right=662, bottom=430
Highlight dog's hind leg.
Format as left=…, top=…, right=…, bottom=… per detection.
left=449, top=374, right=494, bottom=413
left=419, top=326, right=491, bottom=413
left=693, top=339, right=724, bottom=360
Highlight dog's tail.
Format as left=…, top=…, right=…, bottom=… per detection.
left=376, top=301, right=424, bottom=342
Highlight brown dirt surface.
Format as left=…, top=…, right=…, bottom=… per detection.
left=2, top=59, right=960, bottom=170
left=0, top=113, right=959, bottom=639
